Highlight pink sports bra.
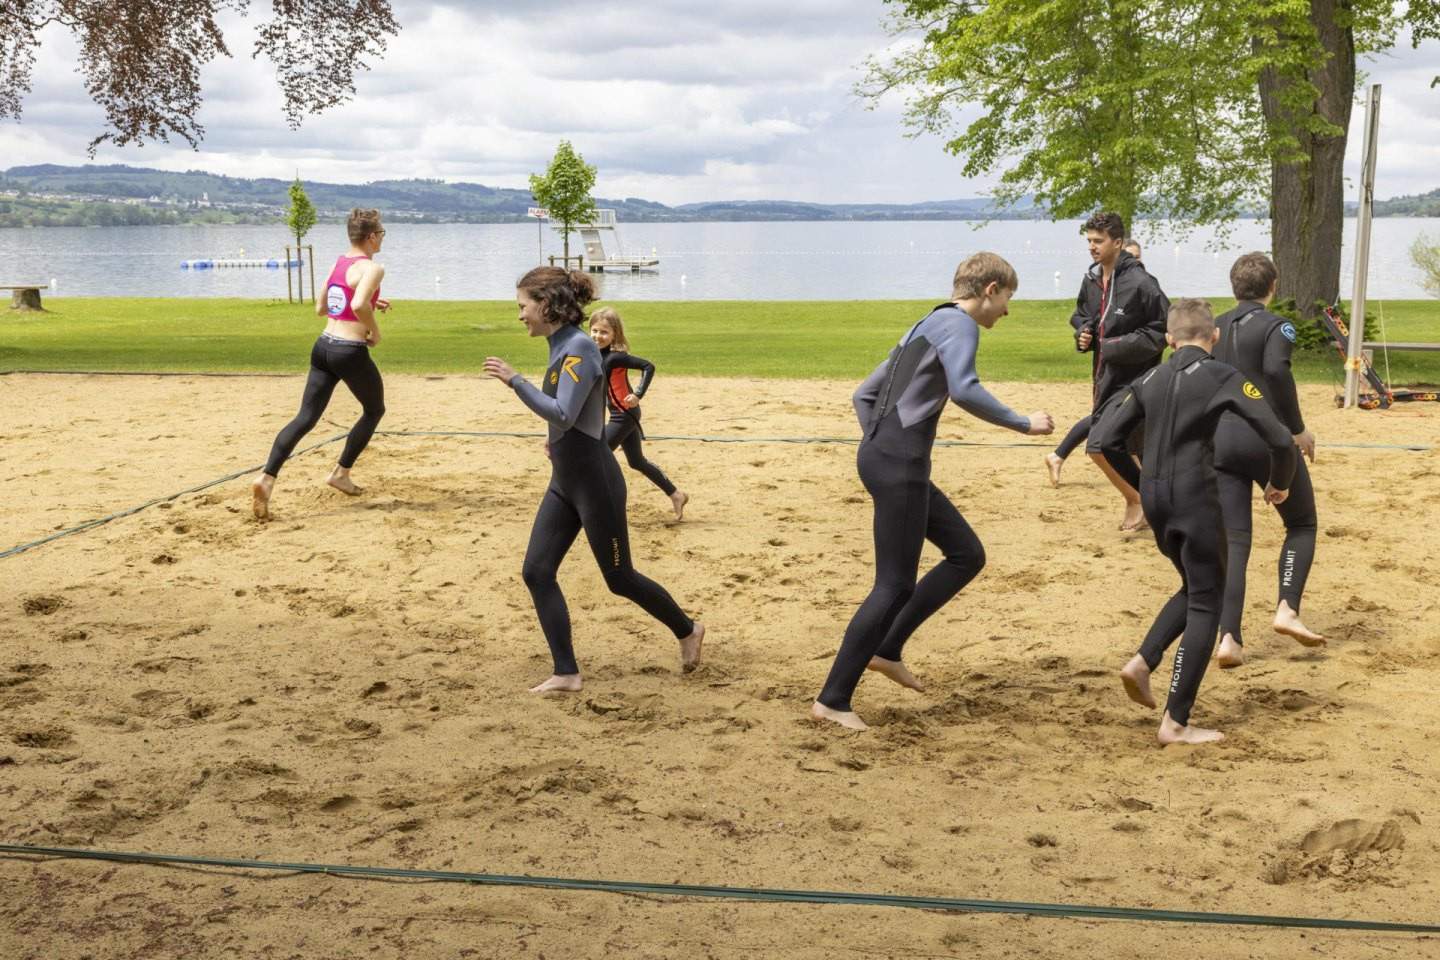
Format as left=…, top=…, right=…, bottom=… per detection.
left=324, top=254, right=380, bottom=322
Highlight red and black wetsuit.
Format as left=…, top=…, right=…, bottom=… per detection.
left=600, top=348, right=677, bottom=497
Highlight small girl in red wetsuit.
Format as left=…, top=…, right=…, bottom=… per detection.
left=588, top=307, right=688, bottom=520
left=252, top=208, right=389, bottom=520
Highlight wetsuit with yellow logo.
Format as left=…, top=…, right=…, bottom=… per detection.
left=509, top=323, right=694, bottom=675
left=1214, top=302, right=1316, bottom=650
left=1093, top=344, right=1296, bottom=726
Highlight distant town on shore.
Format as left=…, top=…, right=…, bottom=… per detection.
left=3, top=163, right=1437, bottom=229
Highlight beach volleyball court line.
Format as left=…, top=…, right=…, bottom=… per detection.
left=2, top=429, right=1430, bottom=560
left=2, top=843, right=1437, bottom=933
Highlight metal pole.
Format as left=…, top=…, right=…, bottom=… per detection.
left=1345, top=83, right=1382, bottom=408
left=285, top=244, right=294, bottom=304
left=538, top=217, right=544, bottom=265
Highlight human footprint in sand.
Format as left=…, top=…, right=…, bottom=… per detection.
left=1094, top=298, right=1296, bottom=746
left=812, top=252, right=1053, bottom=732
left=252, top=208, right=389, bottom=521
left=486, top=267, right=704, bottom=693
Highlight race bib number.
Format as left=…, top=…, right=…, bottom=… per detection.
left=326, top=284, right=347, bottom=317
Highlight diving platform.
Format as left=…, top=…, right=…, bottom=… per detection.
left=554, top=209, right=659, bottom=272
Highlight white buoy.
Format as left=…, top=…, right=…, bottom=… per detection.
left=50, top=278, right=57, bottom=291
left=1053, top=271, right=1061, bottom=282
left=680, top=274, right=688, bottom=283
left=434, top=275, right=441, bottom=284
left=239, top=247, right=245, bottom=257
left=1175, top=245, right=1181, bottom=256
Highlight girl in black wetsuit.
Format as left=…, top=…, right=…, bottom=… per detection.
left=482, top=268, right=704, bottom=693
left=588, top=307, right=689, bottom=520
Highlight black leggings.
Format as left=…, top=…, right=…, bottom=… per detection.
left=265, top=335, right=385, bottom=477
left=1215, top=420, right=1317, bottom=645
left=1053, top=415, right=1090, bottom=459
left=604, top=410, right=677, bottom=496
left=522, top=431, right=694, bottom=676
left=817, top=418, right=986, bottom=712
left=1136, top=467, right=1227, bottom=727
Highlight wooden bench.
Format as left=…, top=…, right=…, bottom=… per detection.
left=1363, top=341, right=1440, bottom=352
left=1, top=284, right=46, bottom=311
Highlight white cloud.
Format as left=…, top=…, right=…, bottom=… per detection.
left=2, top=3, right=1437, bottom=206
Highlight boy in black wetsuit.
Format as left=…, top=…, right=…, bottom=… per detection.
left=1092, top=299, right=1296, bottom=745
left=1213, top=253, right=1323, bottom=666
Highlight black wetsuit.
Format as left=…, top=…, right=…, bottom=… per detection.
left=1093, top=345, right=1295, bottom=726
left=1073, top=253, right=1170, bottom=456
left=1214, top=303, right=1315, bottom=647
left=510, top=325, right=694, bottom=675
left=816, top=303, right=1032, bottom=713
left=600, top=348, right=677, bottom=497
left=264, top=332, right=385, bottom=477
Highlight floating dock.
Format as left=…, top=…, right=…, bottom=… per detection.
left=563, top=210, right=659, bottom=272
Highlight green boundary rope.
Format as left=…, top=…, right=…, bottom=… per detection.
left=1, top=844, right=1437, bottom=933
left=2, top=429, right=1431, bottom=561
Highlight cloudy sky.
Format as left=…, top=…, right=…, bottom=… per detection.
left=3, top=1, right=1438, bottom=205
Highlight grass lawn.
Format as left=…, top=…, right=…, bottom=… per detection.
left=3, top=297, right=1437, bottom=384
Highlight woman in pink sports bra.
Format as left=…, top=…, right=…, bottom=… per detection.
left=252, top=208, right=390, bottom=520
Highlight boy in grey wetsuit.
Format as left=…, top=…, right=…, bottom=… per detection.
left=813, top=253, right=1053, bottom=731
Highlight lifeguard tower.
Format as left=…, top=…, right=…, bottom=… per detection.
left=556, top=209, right=659, bottom=272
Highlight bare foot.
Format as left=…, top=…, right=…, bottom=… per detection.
left=1120, top=654, right=1156, bottom=708
left=679, top=621, right=704, bottom=672
left=1119, top=500, right=1146, bottom=531
left=327, top=466, right=362, bottom=496
left=251, top=473, right=274, bottom=521
left=529, top=674, right=582, bottom=693
left=1216, top=633, right=1245, bottom=668
left=1274, top=601, right=1325, bottom=647
left=867, top=656, right=925, bottom=692
left=1043, top=452, right=1065, bottom=488
left=671, top=490, right=689, bottom=521
left=1157, top=710, right=1224, bottom=745
left=811, top=700, right=867, bottom=731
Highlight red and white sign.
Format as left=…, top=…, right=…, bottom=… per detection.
left=527, top=207, right=549, bottom=219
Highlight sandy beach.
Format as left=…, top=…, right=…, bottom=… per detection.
left=2, top=370, right=1438, bottom=958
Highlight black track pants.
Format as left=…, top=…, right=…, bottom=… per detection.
left=817, top=419, right=986, bottom=712
left=604, top=411, right=677, bottom=496
left=1054, top=415, right=1090, bottom=459
left=265, top=335, right=385, bottom=476
left=1215, top=420, right=1317, bottom=646
left=521, top=433, right=693, bottom=675
left=1135, top=467, right=1227, bottom=727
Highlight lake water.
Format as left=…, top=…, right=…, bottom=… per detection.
left=2, top=218, right=1437, bottom=301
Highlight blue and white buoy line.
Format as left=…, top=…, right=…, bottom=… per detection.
left=180, top=258, right=302, bottom=270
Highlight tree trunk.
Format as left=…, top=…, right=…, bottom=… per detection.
left=296, top=234, right=304, bottom=302
left=1258, top=0, right=1354, bottom=319
left=563, top=226, right=570, bottom=268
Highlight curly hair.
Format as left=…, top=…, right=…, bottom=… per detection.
left=1082, top=211, right=1125, bottom=240
left=517, top=266, right=597, bottom=327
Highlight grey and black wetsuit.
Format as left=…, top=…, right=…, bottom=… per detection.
left=816, top=303, right=1032, bottom=713
left=510, top=324, right=694, bottom=675
left=1214, top=302, right=1315, bottom=648
left=600, top=347, right=677, bottom=497
left=1093, top=345, right=1296, bottom=726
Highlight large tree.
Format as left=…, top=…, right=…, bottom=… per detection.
left=862, top=0, right=1440, bottom=316
left=0, top=1, right=400, bottom=152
